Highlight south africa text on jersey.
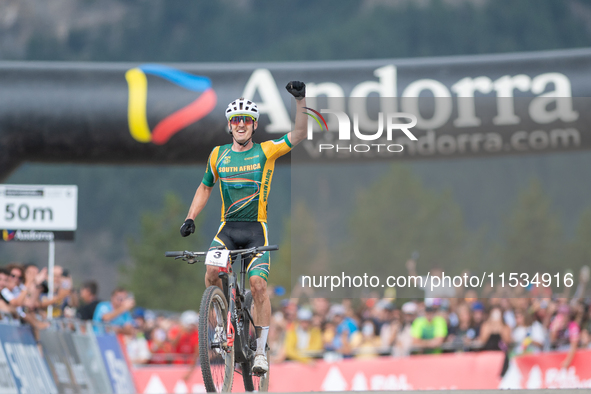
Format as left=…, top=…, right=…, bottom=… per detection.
left=218, top=163, right=262, bottom=173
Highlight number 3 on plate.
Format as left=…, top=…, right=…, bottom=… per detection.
left=205, top=249, right=230, bottom=267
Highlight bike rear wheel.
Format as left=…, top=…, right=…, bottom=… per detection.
left=241, top=291, right=270, bottom=392
left=199, top=286, right=235, bottom=393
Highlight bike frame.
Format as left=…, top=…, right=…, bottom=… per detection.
left=219, top=251, right=257, bottom=365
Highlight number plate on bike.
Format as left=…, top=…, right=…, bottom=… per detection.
left=205, top=249, right=230, bottom=267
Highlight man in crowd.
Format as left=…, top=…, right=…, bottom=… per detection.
left=39, top=265, right=72, bottom=318
left=1, top=265, right=26, bottom=317
left=93, top=287, right=135, bottom=334
left=0, top=267, right=16, bottom=314
left=76, top=281, right=100, bottom=320
left=411, top=305, right=448, bottom=354
left=176, top=310, right=199, bottom=364
left=284, top=308, right=323, bottom=363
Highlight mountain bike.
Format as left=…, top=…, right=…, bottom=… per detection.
left=165, top=245, right=277, bottom=392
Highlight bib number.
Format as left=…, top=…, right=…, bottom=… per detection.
left=205, top=249, right=230, bottom=267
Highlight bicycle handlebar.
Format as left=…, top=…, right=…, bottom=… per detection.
left=255, top=245, right=279, bottom=252
left=165, top=245, right=278, bottom=259
left=164, top=251, right=185, bottom=257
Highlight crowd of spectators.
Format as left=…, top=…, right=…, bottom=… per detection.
left=0, top=263, right=200, bottom=365
left=2, top=260, right=591, bottom=372
left=266, top=263, right=591, bottom=375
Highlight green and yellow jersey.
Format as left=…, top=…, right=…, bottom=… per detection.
left=202, top=134, right=292, bottom=222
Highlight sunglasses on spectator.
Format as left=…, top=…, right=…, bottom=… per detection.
left=10, top=274, right=21, bottom=280
left=230, top=115, right=255, bottom=126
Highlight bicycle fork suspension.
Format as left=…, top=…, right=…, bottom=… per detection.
left=226, top=281, right=237, bottom=351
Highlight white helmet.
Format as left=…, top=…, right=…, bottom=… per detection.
left=225, top=98, right=260, bottom=122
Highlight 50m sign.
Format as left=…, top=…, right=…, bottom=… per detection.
left=0, top=185, right=77, bottom=231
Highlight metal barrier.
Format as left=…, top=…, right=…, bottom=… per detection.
left=0, top=316, right=137, bottom=394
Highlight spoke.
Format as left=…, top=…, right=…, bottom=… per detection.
left=207, top=298, right=227, bottom=391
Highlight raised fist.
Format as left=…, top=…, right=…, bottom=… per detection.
left=286, top=81, right=305, bottom=100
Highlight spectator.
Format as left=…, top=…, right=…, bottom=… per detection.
left=446, top=303, right=477, bottom=351
left=39, top=265, right=72, bottom=318
left=471, top=302, right=486, bottom=338
left=328, top=304, right=359, bottom=356
left=478, top=307, right=511, bottom=351
left=76, top=281, right=100, bottom=320
left=351, top=319, right=382, bottom=359
left=549, top=303, right=582, bottom=369
left=0, top=268, right=13, bottom=314
left=406, top=259, right=456, bottom=300
left=1, top=265, right=26, bottom=316
left=268, top=311, right=287, bottom=364
left=411, top=305, right=448, bottom=354
left=477, top=306, right=511, bottom=376
left=149, top=316, right=175, bottom=364
left=511, top=309, right=545, bottom=355
left=393, top=301, right=417, bottom=357
left=284, top=308, right=323, bottom=363
left=176, top=310, right=199, bottom=364
left=125, top=308, right=152, bottom=365
left=378, top=303, right=400, bottom=349
left=580, top=305, right=591, bottom=349
left=93, top=287, right=135, bottom=335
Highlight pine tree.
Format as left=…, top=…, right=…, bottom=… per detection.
left=503, top=179, right=563, bottom=275
left=124, top=193, right=207, bottom=312
left=346, top=164, right=478, bottom=278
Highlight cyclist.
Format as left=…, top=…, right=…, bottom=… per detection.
left=180, top=81, right=307, bottom=374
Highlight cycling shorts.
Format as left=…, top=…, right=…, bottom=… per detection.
left=209, top=221, right=270, bottom=281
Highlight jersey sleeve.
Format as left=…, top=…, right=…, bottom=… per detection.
left=260, top=134, right=292, bottom=161
left=202, top=147, right=221, bottom=187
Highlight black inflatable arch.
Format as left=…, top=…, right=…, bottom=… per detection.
left=1, top=48, right=590, bottom=180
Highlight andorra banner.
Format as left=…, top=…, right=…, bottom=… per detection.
left=1, top=48, right=591, bottom=179
left=132, top=351, right=505, bottom=393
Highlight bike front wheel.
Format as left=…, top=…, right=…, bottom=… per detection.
left=241, top=290, right=270, bottom=392
left=199, top=286, right=235, bottom=393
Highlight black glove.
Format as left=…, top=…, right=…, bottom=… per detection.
left=180, top=219, right=195, bottom=237
left=286, top=81, right=306, bottom=100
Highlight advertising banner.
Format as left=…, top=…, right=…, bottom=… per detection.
left=132, top=351, right=504, bottom=393
left=0, top=335, right=17, bottom=394
left=95, top=333, right=136, bottom=394
left=1, top=48, right=591, bottom=179
left=58, top=332, right=92, bottom=393
left=71, top=332, right=113, bottom=394
left=502, top=349, right=591, bottom=389
left=0, top=324, right=57, bottom=394
left=38, top=329, right=78, bottom=394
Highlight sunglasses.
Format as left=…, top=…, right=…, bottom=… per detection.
left=10, top=274, right=21, bottom=280
left=230, top=115, right=255, bottom=126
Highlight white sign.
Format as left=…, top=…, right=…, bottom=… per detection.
left=205, top=249, right=230, bottom=268
left=0, top=185, right=77, bottom=231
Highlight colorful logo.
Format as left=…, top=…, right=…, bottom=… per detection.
left=303, top=107, right=329, bottom=131
left=125, top=64, right=217, bottom=145
left=2, top=230, right=15, bottom=241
